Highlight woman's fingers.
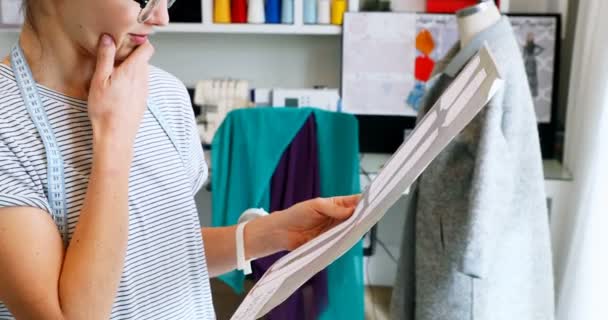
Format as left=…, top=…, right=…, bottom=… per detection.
left=315, top=195, right=360, bottom=220
left=87, top=34, right=154, bottom=146
left=92, top=34, right=116, bottom=86
left=331, top=194, right=361, bottom=209
left=120, top=40, right=155, bottom=72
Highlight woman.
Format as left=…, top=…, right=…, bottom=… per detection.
left=0, top=0, right=359, bottom=319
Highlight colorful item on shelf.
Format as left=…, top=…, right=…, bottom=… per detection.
left=426, top=0, right=500, bottom=13
left=231, top=0, right=248, bottom=23
left=214, top=0, right=232, bottom=23
left=426, top=0, right=476, bottom=12
left=304, top=0, right=318, bottom=24
left=248, top=0, right=266, bottom=23
left=348, top=0, right=360, bottom=12
left=331, top=0, right=346, bottom=25
left=265, top=0, right=282, bottom=23
left=317, top=0, right=331, bottom=24
left=281, top=0, right=294, bottom=24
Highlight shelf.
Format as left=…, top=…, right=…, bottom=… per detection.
left=1, top=23, right=342, bottom=35
left=158, top=23, right=342, bottom=35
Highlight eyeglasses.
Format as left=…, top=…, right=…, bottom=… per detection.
left=135, top=0, right=177, bottom=23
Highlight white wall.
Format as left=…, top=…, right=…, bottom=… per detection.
left=0, top=31, right=18, bottom=56
left=151, top=33, right=342, bottom=89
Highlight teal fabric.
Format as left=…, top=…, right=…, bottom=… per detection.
left=313, top=110, right=364, bottom=320
left=211, top=108, right=308, bottom=291
left=211, top=107, right=364, bottom=320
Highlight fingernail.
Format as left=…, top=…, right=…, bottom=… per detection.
left=101, top=34, right=112, bottom=46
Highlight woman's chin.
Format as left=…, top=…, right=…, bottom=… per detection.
left=114, top=44, right=139, bottom=62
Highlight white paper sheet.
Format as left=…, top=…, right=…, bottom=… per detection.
left=231, top=45, right=504, bottom=320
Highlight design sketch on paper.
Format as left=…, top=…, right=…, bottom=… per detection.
left=406, top=29, right=436, bottom=111
left=510, top=16, right=557, bottom=123
left=341, top=14, right=556, bottom=122
left=407, top=15, right=458, bottom=111
left=341, top=13, right=418, bottom=116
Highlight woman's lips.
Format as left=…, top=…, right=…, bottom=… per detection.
left=129, top=34, right=148, bottom=45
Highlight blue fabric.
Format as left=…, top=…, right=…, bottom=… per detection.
left=211, top=107, right=364, bottom=319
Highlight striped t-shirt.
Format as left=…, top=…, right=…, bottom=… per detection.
left=0, top=63, right=216, bottom=319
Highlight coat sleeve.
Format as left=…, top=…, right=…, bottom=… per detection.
left=456, top=54, right=547, bottom=278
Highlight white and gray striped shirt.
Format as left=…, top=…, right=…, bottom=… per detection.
left=0, top=63, right=215, bottom=319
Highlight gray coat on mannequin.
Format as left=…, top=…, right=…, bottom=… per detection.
left=391, top=2, right=555, bottom=320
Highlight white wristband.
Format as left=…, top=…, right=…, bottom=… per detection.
left=236, top=208, right=269, bottom=275
left=236, top=221, right=252, bottom=274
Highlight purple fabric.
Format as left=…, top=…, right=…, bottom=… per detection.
left=251, top=115, right=328, bottom=320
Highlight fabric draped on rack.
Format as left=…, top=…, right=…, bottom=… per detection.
left=211, top=107, right=364, bottom=320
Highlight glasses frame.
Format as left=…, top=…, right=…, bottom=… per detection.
left=135, top=0, right=177, bottom=23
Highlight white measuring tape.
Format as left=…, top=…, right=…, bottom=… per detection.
left=11, top=44, right=185, bottom=247
left=11, top=45, right=68, bottom=246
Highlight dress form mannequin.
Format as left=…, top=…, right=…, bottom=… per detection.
left=456, top=1, right=501, bottom=48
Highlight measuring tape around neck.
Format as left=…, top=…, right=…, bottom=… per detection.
left=11, top=44, right=69, bottom=246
